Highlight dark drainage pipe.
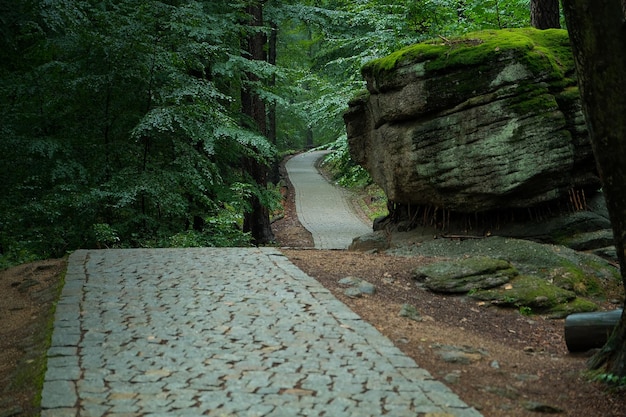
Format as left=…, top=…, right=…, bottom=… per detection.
left=564, top=309, right=623, bottom=352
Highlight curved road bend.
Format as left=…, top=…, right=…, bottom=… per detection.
left=286, top=150, right=372, bottom=249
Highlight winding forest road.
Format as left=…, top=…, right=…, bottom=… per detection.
left=39, top=151, right=483, bottom=417
left=286, top=151, right=372, bottom=249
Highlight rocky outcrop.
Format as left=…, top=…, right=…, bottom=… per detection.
left=344, top=28, right=600, bottom=213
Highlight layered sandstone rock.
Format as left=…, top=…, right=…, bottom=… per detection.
left=344, top=28, right=599, bottom=212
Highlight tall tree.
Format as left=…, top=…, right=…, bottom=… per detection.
left=561, top=0, right=626, bottom=377
left=241, top=1, right=276, bottom=244
left=0, top=0, right=285, bottom=261
left=530, top=0, right=561, bottom=29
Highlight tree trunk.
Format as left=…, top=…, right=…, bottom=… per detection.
left=564, top=310, right=622, bottom=352
left=241, top=1, right=275, bottom=245
left=242, top=156, right=274, bottom=244
left=267, top=22, right=277, bottom=146
left=530, top=0, right=561, bottom=29
left=561, top=0, right=626, bottom=376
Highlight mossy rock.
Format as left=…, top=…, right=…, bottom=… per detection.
left=469, top=275, right=577, bottom=311
left=414, top=256, right=517, bottom=293
left=402, top=237, right=619, bottom=299
left=548, top=298, right=599, bottom=319
left=362, top=28, right=574, bottom=85
left=549, top=266, right=603, bottom=297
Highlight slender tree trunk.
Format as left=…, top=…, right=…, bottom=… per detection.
left=242, top=3, right=267, bottom=135
left=268, top=22, right=277, bottom=146
left=531, top=0, right=561, bottom=29
left=241, top=1, right=275, bottom=245
left=561, top=0, right=626, bottom=377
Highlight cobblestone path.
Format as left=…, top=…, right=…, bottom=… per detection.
left=286, top=151, right=372, bottom=249
left=41, top=248, right=482, bottom=416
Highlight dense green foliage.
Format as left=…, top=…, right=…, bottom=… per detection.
left=1, top=1, right=276, bottom=264
left=0, top=0, right=535, bottom=266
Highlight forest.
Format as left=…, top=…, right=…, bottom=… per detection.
left=0, top=0, right=552, bottom=268
left=8, top=0, right=626, bottom=394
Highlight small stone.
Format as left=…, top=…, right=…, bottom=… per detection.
left=358, top=281, right=376, bottom=295
left=399, top=304, right=422, bottom=321
left=338, top=276, right=361, bottom=286
left=443, top=371, right=461, bottom=384
left=523, top=346, right=535, bottom=353
left=438, top=351, right=472, bottom=365
left=344, top=287, right=362, bottom=298
left=490, top=360, right=500, bottom=369
left=514, top=373, right=540, bottom=382
left=483, top=385, right=520, bottom=399
left=433, top=344, right=486, bottom=365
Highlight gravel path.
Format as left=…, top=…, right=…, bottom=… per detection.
left=286, top=151, right=371, bottom=249
left=41, top=248, right=482, bottom=416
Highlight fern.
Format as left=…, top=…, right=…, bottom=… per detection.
left=593, top=372, right=626, bottom=387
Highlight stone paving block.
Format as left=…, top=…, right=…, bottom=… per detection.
left=41, top=380, right=77, bottom=409
left=50, top=328, right=81, bottom=347
left=44, top=364, right=81, bottom=381
left=42, top=248, right=482, bottom=417
left=41, top=408, right=78, bottom=417
left=47, top=346, right=77, bottom=358
left=79, top=404, right=111, bottom=417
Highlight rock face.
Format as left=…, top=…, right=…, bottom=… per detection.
left=344, top=28, right=600, bottom=212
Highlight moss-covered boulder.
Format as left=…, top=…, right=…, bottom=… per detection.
left=469, top=275, right=599, bottom=317
left=393, top=236, right=620, bottom=316
left=470, top=275, right=576, bottom=309
left=413, top=256, right=517, bottom=293
left=344, top=28, right=599, bottom=212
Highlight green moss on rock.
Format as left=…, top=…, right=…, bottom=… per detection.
left=548, top=298, right=598, bottom=319
left=414, top=256, right=516, bottom=280
left=470, top=275, right=577, bottom=310
left=550, top=265, right=603, bottom=297
left=509, top=91, right=559, bottom=116
left=348, top=89, right=370, bottom=106
left=363, top=28, right=574, bottom=82
left=414, top=256, right=518, bottom=293
left=556, top=86, right=581, bottom=103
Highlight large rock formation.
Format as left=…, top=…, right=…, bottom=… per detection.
left=344, top=28, right=600, bottom=213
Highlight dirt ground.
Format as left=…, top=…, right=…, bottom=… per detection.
left=0, top=258, right=65, bottom=416
left=1, top=166, right=625, bottom=416
left=272, top=165, right=626, bottom=417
